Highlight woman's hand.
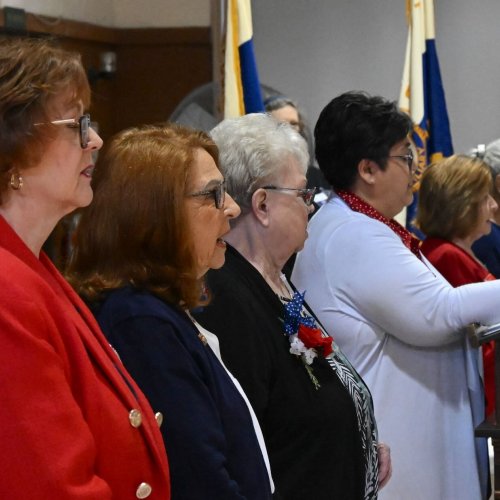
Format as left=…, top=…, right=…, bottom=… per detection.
left=378, top=442, right=392, bottom=489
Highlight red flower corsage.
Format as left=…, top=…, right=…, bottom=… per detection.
left=284, top=290, right=335, bottom=389
left=298, top=324, right=333, bottom=357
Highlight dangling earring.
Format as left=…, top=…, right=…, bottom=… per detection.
left=9, top=171, right=23, bottom=190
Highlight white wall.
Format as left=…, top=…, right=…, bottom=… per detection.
left=0, top=0, right=210, bottom=27
left=252, top=0, right=500, bottom=154
left=435, top=0, right=500, bottom=152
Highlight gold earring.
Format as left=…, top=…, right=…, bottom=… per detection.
left=9, top=171, right=23, bottom=190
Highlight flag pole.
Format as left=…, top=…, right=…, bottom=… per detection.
left=211, top=0, right=226, bottom=122
left=397, top=0, right=453, bottom=232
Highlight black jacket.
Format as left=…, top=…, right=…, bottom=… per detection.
left=194, top=245, right=365, bottom=500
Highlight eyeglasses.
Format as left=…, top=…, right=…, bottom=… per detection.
left=388, top=150, right=414, bottom=171
left=187, top=180, right=226, bottom=209
left=35, top=114, right=91, bottom=149
left=262, top=186, right=317, bottom=206
left=52, top=114, right=91, bottom=149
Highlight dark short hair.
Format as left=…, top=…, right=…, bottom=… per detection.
left=314, top=91, right=413, bottom=190
left=67, top=123, right=218, bottom=309
left=0, top=37, right=90, bottom=202
left=416, top=155, right=492, bottom=240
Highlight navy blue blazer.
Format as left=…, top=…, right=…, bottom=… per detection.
left=93, top=286, right=272, bottom=500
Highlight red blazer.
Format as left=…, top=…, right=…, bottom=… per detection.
left=421, top=237, right=495, bottom=286
left=0, top=216, right=170, bottom=499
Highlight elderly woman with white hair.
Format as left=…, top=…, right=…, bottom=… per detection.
left=193, top=113, right=390, bottom=500
left=473, top=138, right=500, bottom=277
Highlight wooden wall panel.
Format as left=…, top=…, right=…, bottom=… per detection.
left=0, top=11, right=212, bottom=142
left=58, top=37, right=119, bottom=141
left=114, top=35, right=211, bottom=130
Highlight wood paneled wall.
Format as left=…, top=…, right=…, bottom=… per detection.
left=0, top=10, right=212, bottom=142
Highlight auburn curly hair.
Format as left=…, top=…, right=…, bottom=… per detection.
left=67, top=123, right=219, bottom=309
left=0, top=37, right=90, bottom=202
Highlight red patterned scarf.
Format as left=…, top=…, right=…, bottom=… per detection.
left=336, top=189, right=422, bottom=259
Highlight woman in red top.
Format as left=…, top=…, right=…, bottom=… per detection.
left=0, top=37, right=170, bottom=499
left=417, top=154, right=498, bottom=415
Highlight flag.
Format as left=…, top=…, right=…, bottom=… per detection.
left=224, top=0, right=264, bottom=118
left=399, top=0, right=453, bottom=230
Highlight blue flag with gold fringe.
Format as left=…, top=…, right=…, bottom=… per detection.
left=399, top=0, right=453, bottom=231
left=224, top=0, right=264, bottom=118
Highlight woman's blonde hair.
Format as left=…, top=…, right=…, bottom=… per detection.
left=416, top=154, right=492, bottom=239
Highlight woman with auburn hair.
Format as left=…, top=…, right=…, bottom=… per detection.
left=0, top=37, right=170, bottom=498
left=417, top=154, right=498, bottom=416
left=68, top=123, right=274, bottom=500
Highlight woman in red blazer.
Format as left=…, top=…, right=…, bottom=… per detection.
left=417, top=155, right=498, bottom=417
left=0, top=38, right=170, bottom=499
